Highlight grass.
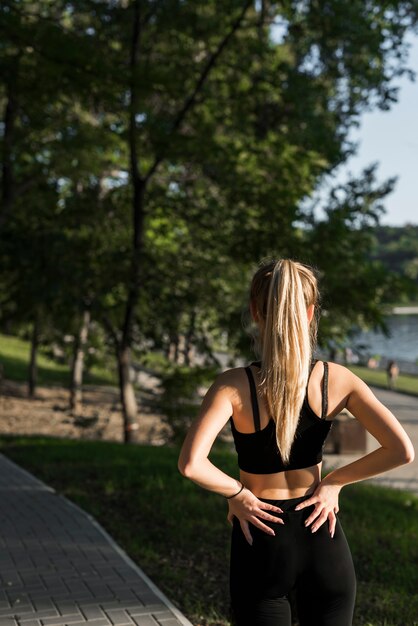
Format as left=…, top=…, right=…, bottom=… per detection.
left=0, top=333, right=116, bottom=387
left=347, top=365, right=418, bottom=397
left=0, top=435, right=417, bottom=626
left=2, top=331, right=418, bottom=401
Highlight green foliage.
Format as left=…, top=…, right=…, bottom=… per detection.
left=156, top=363, right=219, bottom=443
left=0, top=436, right=417, bottom=626
left=0, top=333, right=116, bottom=385
left=1, top=0, right=418, bottom=384
left=348, top=365, right=418, bottom=396
left=371, top=224, right=418, bottom=283
left=305, top=165, right=417, bottom=345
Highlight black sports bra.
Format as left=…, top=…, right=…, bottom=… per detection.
left=229, top=360, right=333, bottom=474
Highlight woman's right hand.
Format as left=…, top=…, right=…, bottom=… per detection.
left=226, top=487, right=284, bottom=545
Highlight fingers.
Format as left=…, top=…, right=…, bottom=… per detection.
left=328, top=511, right=336, bottom=539
left=250, top=514, right=285, bottom=536
left=257, top=510, right=285, bottom=524
left=294, top=497, right=316, bottom=511
left=253, top=502, right=284, bottom=524
left=240, top=520, right=253, bottom=546
left=304, top=503, right=321, bottom=527
left=260, top=502, right=283, bottom=514
left=310, top=510, right=328, bottom=533
left=238, top=512, right=285, bottom=544
left=305, top=507, right=337, bottom=534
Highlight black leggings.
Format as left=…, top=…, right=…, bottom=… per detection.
left=230, top=493, right=356, bottom=626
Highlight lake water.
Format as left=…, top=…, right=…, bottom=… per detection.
left=350, top=314, right=418, bottom=364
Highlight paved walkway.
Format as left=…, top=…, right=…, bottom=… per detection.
left=323, top=385, right=418, bottom=495
left=0, top=385, right=416, bottom=626
left=0, top=453, right=192, bottom=626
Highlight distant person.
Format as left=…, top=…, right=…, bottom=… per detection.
left=178, top=258, right=414, bottom=626
left=344, top=347, right=354, bottom=364
left=386, top=360, right=400, bottom=390
left=367, top=356, right=378, bottom=369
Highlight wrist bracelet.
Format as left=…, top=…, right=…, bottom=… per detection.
left=225, top=482, right=244, bottom=499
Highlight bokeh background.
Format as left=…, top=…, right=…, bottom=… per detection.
left=1, top=2, right=418, bottom=625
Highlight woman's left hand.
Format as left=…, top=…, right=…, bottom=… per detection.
left=294, top=479, right=341, bottom=538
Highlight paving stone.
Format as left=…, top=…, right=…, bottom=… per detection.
left=130, top=618, right=159, bottom=626
left=79, top=607, right=106, bottom=621
left=147, top=614, right=172, bottom=622
left=41, top=615, right=88, bottom=625
left=127, top=608, right=166, bottom=618
left=96, top=604, right=138, bottom=613
left=102, top=609, right=134, bottom=626
left=68, top=622, right=109, bottom=626
left=54, top=602, right=82, bottom=617
left=0, top=454, right=192, bottom=626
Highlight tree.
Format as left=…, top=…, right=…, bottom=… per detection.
left=1, top=0, right=417, bottom=440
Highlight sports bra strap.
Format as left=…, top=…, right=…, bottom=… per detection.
left=321, top=361, right=329, bottom=420
left=245, top=360, right=328, bottom=425
left=244, top=366, right=261, bottom=431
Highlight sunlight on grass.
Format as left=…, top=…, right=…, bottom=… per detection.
left=348, top=365, right=418, bottom=396
left=0, top=435, right=416, bottom=626
left=0, top=333, right=116, bottom=386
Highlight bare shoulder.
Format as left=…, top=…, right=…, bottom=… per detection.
left=327, top=361, right=363, bottom=389
left=327, top=361, right=401, bottom=424
left=325, top=361, right=369, bottom=412
left=211, top=366, right=245, bottom=401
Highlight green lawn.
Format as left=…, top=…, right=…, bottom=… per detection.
left=347, top=365, right=418, bottom=397
left=0, top=333, right=116, bottom=386
left=2, top=332, right=418, bottom=401
left=0, top=435, right=416, bottom=626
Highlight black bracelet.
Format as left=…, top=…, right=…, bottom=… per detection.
left=225, top=482, right=244, bottom=499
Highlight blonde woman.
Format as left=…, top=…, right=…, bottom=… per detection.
left=178, top=258, right=414, bottom=626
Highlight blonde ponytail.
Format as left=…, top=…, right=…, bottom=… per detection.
left=249, top=258, right=319, bottom=464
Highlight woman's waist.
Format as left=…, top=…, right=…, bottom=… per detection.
left=240, top=462, right=321, bottom=500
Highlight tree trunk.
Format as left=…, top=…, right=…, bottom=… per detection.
left=28, top=317, right=39, bottom=398
left=163, top=340, right=170, bottom=360
left=69, top=309, right=91, bottom=415
left=1, top=58, right=19, bottom=227
left=173, top=333, right=180, bottom=364
left=117, top=345, right=139, bottom=443
left=184, top=309, right=196, bottom=366
left=117, top=0, right=252, bottom=442
left=117, top=0, right=145, bottom=443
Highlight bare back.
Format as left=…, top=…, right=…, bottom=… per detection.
left=230, top=360, right=349, bottom=499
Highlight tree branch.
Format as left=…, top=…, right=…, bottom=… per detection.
left=100, top=314, right=120, bottom=351
left=143, top=0, right=253, bottom=185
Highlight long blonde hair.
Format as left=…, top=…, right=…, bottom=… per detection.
left=249, top=258, right=320, bottom=464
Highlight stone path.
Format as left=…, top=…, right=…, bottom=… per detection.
left=0, top=453, right=192, bottom=626
left=323, top=385, right=418, bottom=495
left=0, top=383, right=416, bottom=626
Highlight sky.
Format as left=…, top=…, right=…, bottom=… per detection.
left=332, top=34, right=418, bottom=227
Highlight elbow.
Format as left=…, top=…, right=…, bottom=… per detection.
left=177, top=457, right=195, bottom=478
left=395, top=443, right=415, bottom=465
left=403, top=445, right=415, bottom=464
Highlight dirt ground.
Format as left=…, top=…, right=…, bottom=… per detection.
left=0, top=375, right=169, bottom=445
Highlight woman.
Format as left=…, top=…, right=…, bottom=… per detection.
left=178, top=258, right=414, bottom=626
left=386, top=360, right=400, bottom=390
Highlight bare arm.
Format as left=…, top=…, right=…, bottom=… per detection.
left=177, top=371, right=242, bottom=497
left=323, top=366, right=415, bottom=488
left=178, top=370, right=284, bottom=544
left=295, top=365, right=415, bottom=528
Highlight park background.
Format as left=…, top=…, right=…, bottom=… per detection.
left=1, top=1, right=418, bottom=625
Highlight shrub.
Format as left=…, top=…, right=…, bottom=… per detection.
left=157, top=364, right=219, bottom=443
